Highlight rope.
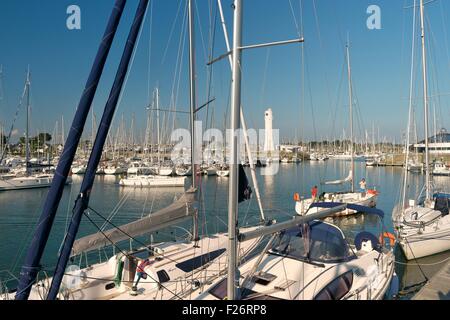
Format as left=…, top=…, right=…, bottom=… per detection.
left=405, top=238, right=429, bottom=282
left=394, top=255, right=450, bottom=267
left=86, top=206, right=184, bottom=266
left=0, top=80, right=27, bottom=162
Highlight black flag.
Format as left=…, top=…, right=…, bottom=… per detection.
left=238, top=164, right=252, bottom=203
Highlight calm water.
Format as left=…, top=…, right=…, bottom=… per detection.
left=1, top=159, right=449, bottom=299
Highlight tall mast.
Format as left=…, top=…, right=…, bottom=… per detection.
left=217, top=0, right=265, bottom=221
left=61, top=115, right=65, bottom=147
left=0, top=65, right=4, bottom=103
left=420, top=0, right=431, bottom=200
left=156, top=88, right=161, bottom=164
left=403, top=0, right=417, bottom=208
left=0, top=66, right=3, bottom=156
left=188, top=0, right=197, bottom=188
left=25, top=68, right=31, bottom=176
left=227, top=0, right=243, bottom=300
left=346, top=42, right=354, bottom=192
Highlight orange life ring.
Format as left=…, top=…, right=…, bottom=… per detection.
left=379, top=232, right=396, bottom=247
left=293, top=193, right=300, bottom=201
left=367, top=189, right=379, bottom=196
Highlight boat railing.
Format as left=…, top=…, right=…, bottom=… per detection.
left=0, top=270, right=19, bottom=299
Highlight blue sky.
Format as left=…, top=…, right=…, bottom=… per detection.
left=1, top=0, right=450, bottom=144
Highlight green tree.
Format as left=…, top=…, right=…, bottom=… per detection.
left=38, top=132, right=52, bottom=142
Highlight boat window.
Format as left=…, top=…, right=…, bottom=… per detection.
left=105, top=282, right=116, bottom=291
left=176, top=248, right=226, bottom=273
left=208, top=278, right=283, bottom=300
left=270, top=221, right=355, bottom=264
left=434, top=196, right=449, bottom=216
left=209, top=278, right=228, bottom=300
left=314, top=271, right=353, bottom=300
left=157, top=270, right=170, bottom=284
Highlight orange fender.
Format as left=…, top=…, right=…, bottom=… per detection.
left=379, top=232, right=396, bottom=247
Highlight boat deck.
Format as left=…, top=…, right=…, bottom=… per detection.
left=412, top=261, right=450, bottom=300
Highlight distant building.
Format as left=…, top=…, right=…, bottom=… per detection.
left=279, top=145, right=305, bottom=153
left=413, top=128, right=450, bottom=154
left=264, top=108, right=274, bottom=153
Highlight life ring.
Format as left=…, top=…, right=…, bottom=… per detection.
left=293, top=193, right=300, bottom=201
left=367, top=189, right=379, bottom=196
left=379, top=232, right=396, bottom=247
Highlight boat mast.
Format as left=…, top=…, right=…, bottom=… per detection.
left=25, top=68, right=31, bottom=176
left=420, top=0, right=431, bottom=200
left=403, top=0, right=417, bottom=208
left=46, top=0, right=149, bottom=300
left=217, top=0, right=265, bottom=221
left=346, top=42, right=354, bottom=192
left=156, top=87, right=161, bottom=164
left=227, top=0, right=243, bottom=300
left=15, top=0, right=126, bottom=301
left=188, top=0, right=197, bottom=189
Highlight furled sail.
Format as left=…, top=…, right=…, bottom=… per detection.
left=71, top=188, right=197, bottom=256
left=322, top=170, right=352, bottom=186
left=238, top=164, right=252, bottom=203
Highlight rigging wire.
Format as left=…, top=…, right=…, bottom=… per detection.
left=82, top=210, right=184, bottom=300
left=161, top=0, right=184, bottom=65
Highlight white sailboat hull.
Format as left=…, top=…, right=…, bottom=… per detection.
left=158, top=167, right=174, bottom=176
left=104, top=167, right=127, bottom=175
left=395, top=203, right=450, bottom=260
left=295, top=192, right=377, bottom=217
left=203, top=168, right=217, bottom=176
left=1, top=227, right=259, bottom=300
left=119, top=175, right=186, bottom=187
left=0, top=175, right=72, bottom=191
left=217, top=170, right=230, bottom=177
left=72, top=167, right=86, bottom=174
left=399, top=229, right=450, bottom=260
left=127, top=167, right=153, bottom=175
left=175, top=167, right=192, bottom=176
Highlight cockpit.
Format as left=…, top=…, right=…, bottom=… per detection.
left=269, top=221, right=356, bottom=264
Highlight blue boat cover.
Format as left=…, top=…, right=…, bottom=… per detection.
left=434, top=193, right=450, bottom=199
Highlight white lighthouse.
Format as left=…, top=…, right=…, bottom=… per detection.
left=264, top=108, right=274, bottom=153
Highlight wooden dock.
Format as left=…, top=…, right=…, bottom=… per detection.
left=412, top=261, right=450, bottom=300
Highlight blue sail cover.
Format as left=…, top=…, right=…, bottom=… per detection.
left=434, top=193, right=450, bottom=199
left=15, top=0, right=126, bottom=300
left=309, top=202, right=384, bottom=219
left=46, top=0, right=149, bottom=300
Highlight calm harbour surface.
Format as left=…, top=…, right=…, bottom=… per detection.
left=1, top=159, right=449, bottom=299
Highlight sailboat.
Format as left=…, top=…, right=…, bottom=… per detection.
left=393, top=0, right=450, bottom=260
left=0, top=69, right=72, bottom=191
left=196, top=0, right=394, bottom=300
left=2, top=0, right=263, bottom=300
left=197, top=204, right=396, bottom=301
left=119, top=88, right=185, bottom=187
left=217, top=165, right=230, bottom=177
left=294, top=42, right=377, bottom=216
